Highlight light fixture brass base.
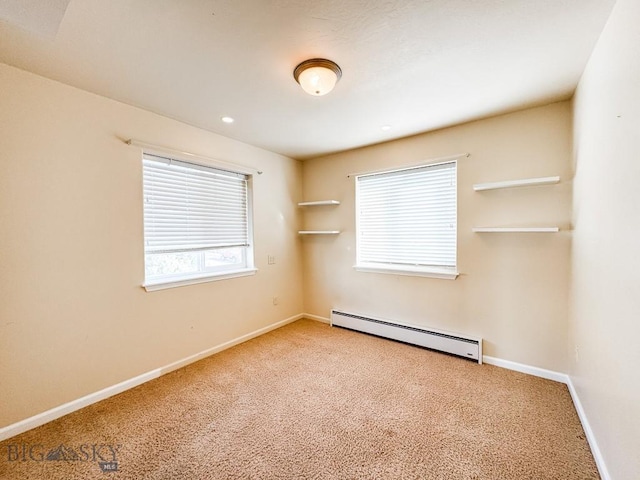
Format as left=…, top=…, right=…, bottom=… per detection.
left=293, top=58, right=342, bottom=84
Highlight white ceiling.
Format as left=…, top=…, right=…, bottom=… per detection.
left=0, top=0, right=616, bottom=160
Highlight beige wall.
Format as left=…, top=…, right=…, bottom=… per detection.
left=302, top=102, right=573, bottom=372
left=0, top=63, right=304, bottom=428
left=571, top=0, right=640, bottom=478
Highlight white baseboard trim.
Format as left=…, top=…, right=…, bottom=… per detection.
left=160, top=313, right=303, bottom=375
left=1, top=316, right=609, bottom=480
left=482, top=355, right=569, bottom=384
left=566, top=376, right=611, bottom=480
left=0, top=369, right=160, bottom=442
left=482, top=356, right=609, bottom=478
left=0, top=313, right=304, bottom=442
left=302, top=313, right=331, bottom=324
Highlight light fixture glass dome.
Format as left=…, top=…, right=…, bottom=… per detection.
left=294, top=59, right=342, bottom=96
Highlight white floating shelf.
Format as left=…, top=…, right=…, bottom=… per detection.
left=297, top=200, right=340, bottom=206
left=298, top=230, right=341, bottom=235
left=473, top=176, right=560, bottom=191
left=472, top=227, right=559, bottom=233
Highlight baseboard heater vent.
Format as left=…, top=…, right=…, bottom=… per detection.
left=331, top=310, right=482, bottom=363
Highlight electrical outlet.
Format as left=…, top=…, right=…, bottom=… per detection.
left=268, top=255, right=276, bottom=265
left=272, top=296, right=279, bottom=305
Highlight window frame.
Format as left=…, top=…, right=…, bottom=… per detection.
left=354, top=160, right=459, bottom=280
left=141, top=152, right=256, bottom=292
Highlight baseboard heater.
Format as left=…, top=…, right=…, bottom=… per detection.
left=331, top=310, right=482, bottom=363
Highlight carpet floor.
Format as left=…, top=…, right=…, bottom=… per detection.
left=0, top=319, right=599, bottom=479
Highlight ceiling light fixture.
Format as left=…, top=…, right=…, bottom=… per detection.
left=221, top=116, right=234, bottom=124
left=293, top=58, right=342, bottom=96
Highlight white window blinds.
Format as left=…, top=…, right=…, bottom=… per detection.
left=143, top=153, right=249, bottom=254
left=356, top=161, right=457, bottom=268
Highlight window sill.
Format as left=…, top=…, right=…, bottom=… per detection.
left=354, top=264, right=459, bottom=280
left=143, top=268, right=258, bottom=292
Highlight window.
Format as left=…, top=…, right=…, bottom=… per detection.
left=142, top=153, right=255, bottom=290
left=355, top=161, right=458, bottom=279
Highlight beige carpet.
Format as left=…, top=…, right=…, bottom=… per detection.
left=0, top=319, right=598, bottom=479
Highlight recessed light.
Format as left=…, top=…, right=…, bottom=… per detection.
left=221, top=116, right=234, bottom=124
left=381, top=125, right=392, bottom=131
